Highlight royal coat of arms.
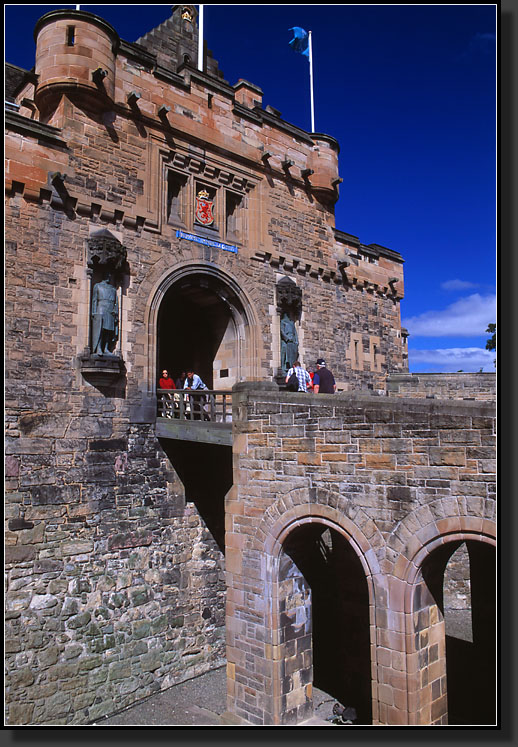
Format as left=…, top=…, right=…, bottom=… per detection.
left=195, top=189, right=214, bottom=226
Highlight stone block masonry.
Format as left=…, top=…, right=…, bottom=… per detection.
left=386, top=373, right=495, bottom=402
left=5, top=420, right=227, bottom=725
left=226, top=384, right=496, bottom=725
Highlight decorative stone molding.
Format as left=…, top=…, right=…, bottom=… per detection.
left=86, top=229, right=128, bottom=273
left=275, top=275, right=302, bottom=318
left=79, top=351, right=125, bottom=385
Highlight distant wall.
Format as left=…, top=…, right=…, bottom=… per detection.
left=386, top=373, right=495, bottom=402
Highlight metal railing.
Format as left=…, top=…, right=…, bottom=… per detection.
left=157, top=389, right=233, bottom=423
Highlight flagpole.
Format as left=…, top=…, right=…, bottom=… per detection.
left=308, top=30, right=315, bottom=132
left=198, top=5, right=204, bottom=71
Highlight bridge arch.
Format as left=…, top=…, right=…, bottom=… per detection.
left=383, top=502, right=496, bottom=726
left=255, top=487, right=384, bottom=724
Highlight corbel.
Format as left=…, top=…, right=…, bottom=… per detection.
left=92, top=67, right=108, bottom=86
left=337, top=260, right=351, bottom=286
left=127, top=91, right=141, bottom=107
left=158, top=105, right=171, bottom=120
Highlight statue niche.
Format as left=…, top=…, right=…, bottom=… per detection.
left=80, top=229, right=127, bottom=385
left=276, top=277, right=302, bottom=376
left=91, top=272, right=119, bottom=356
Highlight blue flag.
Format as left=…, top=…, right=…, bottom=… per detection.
left=288, top=27, right=309, bottom=59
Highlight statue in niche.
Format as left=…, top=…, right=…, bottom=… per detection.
left=91, top=272, right=119, bottom=356
left=280, top=312, right=299, bottom=373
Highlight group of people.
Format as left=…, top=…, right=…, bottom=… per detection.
left=285, top=358, right=336, bottom=394
left=158, top=360, right=335, bottom=396
left=158, top=368, right=211, bottom=420
left=158, top=369, right=208, bottom=391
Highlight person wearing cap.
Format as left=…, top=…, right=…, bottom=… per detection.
left=313, top=358, right=336, bottom=394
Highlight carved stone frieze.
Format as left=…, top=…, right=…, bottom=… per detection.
left=87, top=228, right=128, bottom=272
left=276, top=276, right=302, bottom=319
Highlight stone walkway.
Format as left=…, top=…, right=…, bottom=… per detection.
left=93, top=666, right=335, bottom=727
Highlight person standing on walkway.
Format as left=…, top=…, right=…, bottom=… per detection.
left=312, top=358, right=336, bottom=394
left=159, top=369, right=175, bottom=389
left=285, top=360, right=312, bottom=392
left=183, top=370, right=208, bottom=391
left=184, top=369, right=210, bottom=420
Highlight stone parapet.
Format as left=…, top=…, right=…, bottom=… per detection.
left=386, top=372, right=496, bottom=401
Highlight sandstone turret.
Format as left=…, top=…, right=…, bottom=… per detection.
left=34, top=9, right=119, bottom=115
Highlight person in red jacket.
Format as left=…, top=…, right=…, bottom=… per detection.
left=159, top=369, right=175, bottom=389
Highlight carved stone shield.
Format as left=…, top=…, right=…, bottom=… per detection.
left=195, top=190, right=214, bottom=226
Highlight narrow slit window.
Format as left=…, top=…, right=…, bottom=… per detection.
left=167, top=171, right=188, bottom=226
left=67, top=26, right=75, bottom=46
left=225, top=191, right=243, bottom=242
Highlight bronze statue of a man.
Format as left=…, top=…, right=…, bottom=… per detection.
left=91, top=273, right=119, bottom=355
left=280, top=312, right=298, bottom=373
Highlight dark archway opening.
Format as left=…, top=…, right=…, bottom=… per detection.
left=157, top=275, right=238, bottom=390
left=422, top=540, right=496, bottom=725
left=282, top=524, right=372, bottom=724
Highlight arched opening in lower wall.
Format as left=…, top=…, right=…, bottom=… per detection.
left=279, top=522, right=372, bottom=725
left=418, top=538, right=496, bottom=725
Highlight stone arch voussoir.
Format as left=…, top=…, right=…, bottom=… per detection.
left=386, top=496, right=496, bottom=582
left=257, top=485, right=384, bottom=578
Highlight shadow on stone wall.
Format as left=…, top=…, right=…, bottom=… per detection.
left=159, top=439, right=232, bottom=553
left=422, top=540, right=496, bottom=725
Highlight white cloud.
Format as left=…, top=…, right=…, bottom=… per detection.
left=409, top=347, right=495, bottom=373
left=440, top=279, right=479, bottom=291
left=402, top=293, right=496, bottom=337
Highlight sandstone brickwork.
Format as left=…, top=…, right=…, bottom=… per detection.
left=387, top=373, right=496, bottom=401
left=226, top=384, right=496, bottom=725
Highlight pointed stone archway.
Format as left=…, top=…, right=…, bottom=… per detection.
left=147, top=261, right=262, bottom=393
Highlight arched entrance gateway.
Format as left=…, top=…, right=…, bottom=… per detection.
left=146, top=263, right=261, bottom=552
left=153, top=264, right=260, bottom=390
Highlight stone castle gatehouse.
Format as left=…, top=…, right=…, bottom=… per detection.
left=5, top=6, right=495, bottom=726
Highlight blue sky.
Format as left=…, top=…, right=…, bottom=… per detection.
left=5, top=4, right=497, bottom=372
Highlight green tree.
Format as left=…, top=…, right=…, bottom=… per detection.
left=485, top=323, right=496, bottom=352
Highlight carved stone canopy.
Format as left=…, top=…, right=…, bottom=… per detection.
left=87, top=229, right=127, bottom=273
left=276, top=276, right=302, bottom=318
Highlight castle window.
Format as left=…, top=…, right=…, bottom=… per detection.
left=167, top=170, right=188, bottom=226
left=225, top=190, right=244, bottom=243
left=67, top=26, right=75, bottom=46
